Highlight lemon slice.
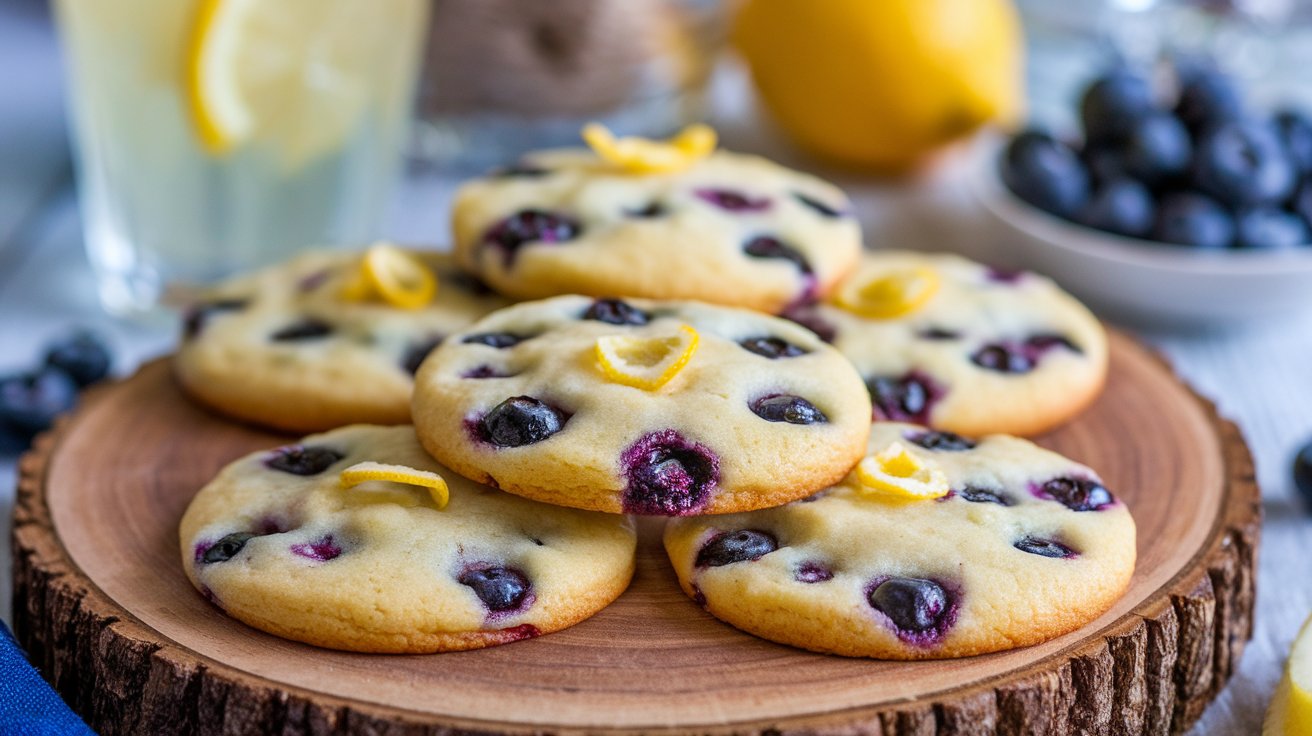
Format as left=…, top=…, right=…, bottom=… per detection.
left=834, top=266, right=940, bottom=319
left=362, top=243, right=437, bottom=309
left=854, top=442, right=949, bottom=500
left=185, top=0, right=422, bottom=165
left=1265, top=613, right=1312, bottom=736
left=596, top=325, right=700, bottom=390
left=340, top=461, right=449, bottom=509
left=582, top=123, right=717, bottom=174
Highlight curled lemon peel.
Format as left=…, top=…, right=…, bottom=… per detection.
left=340, top=243, right=437, bottom=309
left=339, top=461, right=449, bottom=509
left=854, top=442, right=950, bottom=500
left=834, top=266, right=940, bottom=319
left=581, top=122, right=717, bottom=174
left=595, top=324, right=700, bottom=390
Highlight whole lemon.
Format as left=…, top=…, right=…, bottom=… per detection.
left=734, top=0, right=1025, bottom=173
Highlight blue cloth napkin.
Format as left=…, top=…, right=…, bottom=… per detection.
left=0, top=621, right=95, bottom=736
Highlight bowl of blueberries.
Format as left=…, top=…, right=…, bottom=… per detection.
left=972, top=61, right=1312, bottom=327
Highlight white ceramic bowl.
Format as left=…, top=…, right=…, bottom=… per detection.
left=969, top=138, right=1312, bottom=329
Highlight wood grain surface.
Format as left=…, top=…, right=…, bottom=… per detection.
left=11, top=331, right=1260, bottom=735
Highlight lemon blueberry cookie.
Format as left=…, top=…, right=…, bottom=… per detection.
left=174, top=245, right=509, bottom=432
left=451, top=125, right=862, bottom=312
left=411, top=295, right=872, bottom=515
left=784, top=250, right=1108, bottom=436
left=180, top=425, right=637, bottom=653
left=664, top=422, right=1137, bottom=659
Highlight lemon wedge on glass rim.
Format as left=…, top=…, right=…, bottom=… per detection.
left=596, top=325, right=700, bottom=390
left=185, top=0, right=422, bottom=167
left=340, top=461, right=449, bottom=510
left=1265, top=612, right=1312, bottom=736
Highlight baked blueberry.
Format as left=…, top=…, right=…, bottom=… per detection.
left=402, top=337, right=443, bottom=375
left=44, top=331, right=111, bottom=387
left=1078, top=178, right=1154, bottom=238
left=908, top=430, right=976, bottom=451
left=1000, top=131, right=1091, bottom=218
left=479, top=396, right=567, bottom=447
left=695, top=530, right=778, bottom=567
left=0, top=367, right=78, bottom=434
left=183, top=298, right=248, bottom=339
left=743, top=236, right=813, bottom=274
left=750, top=394, right=827, bottom=425
left=1038, top=477, right=1115, bottom=511
left=1234, top=207, right=1310, bottom=249
left=1014, top=536, right=1077, bottom=559
left=868, top=577, right=951, bottom=634
left=1080, top=70, right=1156, bottom=143
left=867, top=373, right=937, bottom=423
left=271, top=319, right=334, bottom=342
left=794, top=561, right=834, bottom=583
left=483, top=209, right=580, bottom=264
left=582, top=298, right=649, bottom=326
left=462, top=332, right=527, bottom=348
left=458, top=566, right=531, bottom=612
left=265, top=445, right=344, bottom=475
left=695, top=188, right=771, bottom=212
left=490, top=163, right=550, bottom=178
left=1193, top=121, right=1296, bottom=206
left=625, top=202, right=667, bottom=218
left=200, top=532, right=256, bottom=564
left=957, top=485, right=1012, bottom=505
left=971, top=343, right=1033, bottom=374
left=739, top=336, right=807, bottom=358
left=779, top=304, right=837, bottom=343
left=793, top=192, right=845, bottom=218
left=621, top=430, right=720, bottom=516
left=1152, top=192, right=1235, bottom=248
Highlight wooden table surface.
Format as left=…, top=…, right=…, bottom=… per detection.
left=1, top=3, right=1310, bottom=734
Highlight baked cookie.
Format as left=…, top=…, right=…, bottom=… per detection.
left=412, top=295, right=872, bottom=515
left=450, top=134, right=861, bottom=313
left=175, top=247, right=508, bottom=432
left=664, top=422, right=1137, bottom=659
left=784, top=251, right=1108, bottom=436
left=179, top=425, right=637, bottom=653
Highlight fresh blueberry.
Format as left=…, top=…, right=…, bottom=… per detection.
left=1234, top=207, right=1310, bottom=249
left=1294, top=439, right=1312, bottom=510
left=483, top=209, right=581, bottom=265
left=1122, top=114, right=1192, bottom=185
left=956, top=485, right=1012, bottom=505
left=462, top=332, right=526, bottom=348
left=750, top=394, right=826, bottom=425
left=265, top=445, right=344, bottom=475
left=738, top=336, right=806, bottom=359
left=1082, top=145, right=1129, bottom=184
left=1000, top=131, right=1091, bottom=219
left=1038, top=477, right=1115, bottom=511
left=908, top=431, right=976, bottom=451
left=1174, top=67, right=1244, bottom=133
left=793, top=192, right=845, bottom=218
left=695, top=530, right=778, bottom=567
left=1078, top=178, right=1154, bottom=238
left=1193, top=121, right=1296, bottom=206
left=621, top=430, right=719, bottom=516
left=459, top=566, right=531, bottom=612
left=1014, top=536, right=1077, bottom=559
left=271, top=318, right=334, bottom=342
left=0, top=420, right=27, bottom=455
left=479, top=396, right=567, bottom=447
left=1080, top=70, right=1157, bottom=143
left=1152, top=192, right=1235, bottom=248
left=200, top=532, right=256, bottom=564
left=43, top=331, right=112, bottom=388
left=971, top=343, right=1033, bottom=374
left=868, top=577, right=951, bottom=634
left=742, top=236, right=813, bottom=274
left=867, top=373, right=938, bottom=424
left=183, top=298, right=248, bottom=339
left=1275, top=110, right=1312, bottom=175
left=0, top=367, right=78, bottom=434
left=402, top=337, right=443, bottom=375
left=582, top=298, right=649, bottom=326
left=695, top=188, right=771, bottom=212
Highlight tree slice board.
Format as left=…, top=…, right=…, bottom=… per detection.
left=12, top=331, right=1259, bottom=736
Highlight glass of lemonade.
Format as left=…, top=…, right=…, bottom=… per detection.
left=54, top=0, right=429, bottom=316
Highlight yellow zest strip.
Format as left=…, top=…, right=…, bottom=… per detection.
left=340, top=461, right=449, bottom=509
left=581, top=123, right=717, bottom=174
left=854, top=442, right=950, bottom=500
left=834, top=266, right=940, bottom=319
left=595, top=324, right=700, bottom=391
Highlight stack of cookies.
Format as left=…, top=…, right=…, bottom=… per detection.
left=174, top=125, right=1136, bottom=659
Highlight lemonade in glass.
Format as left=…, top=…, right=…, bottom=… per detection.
left=54, top=0, right=428, bottom=315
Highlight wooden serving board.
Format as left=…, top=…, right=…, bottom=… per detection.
left=12, top=332, right=1259, bottom=736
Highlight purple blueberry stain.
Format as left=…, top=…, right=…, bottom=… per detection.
left=1014, top=536, right=1078, bottom=559
left=866, top=576, right=959, bottom=647
left=290, top=534, right=342, bottom=562
left=1034, top=477, right=1116, bottom=511
left=695, top=529, right=778, bottom=567
left=695, top=188, right=772, bottom=212
left=182, top=299, right=248, bottom=339
left=794, top=561, right=834, bottom=584
left=271, top=318, right=334, bottom=342
left=491, top=624, right=541, bottom=643
left=297, top=269, right=332, bottom=292
left=780, top=303, right=837, bottom=344
left=475, top=396, right=568, bottom=447
left=691, top=583, right=708, bottom=608
left=482, top=209, right=580, bottom=266
left=738, top=336, right=807, bottom=359
left=867, top=371, right=942, bottom=424
left=402, top=336, right=443, bottom=375
left=621, top=429, right=720, bottom=516
left=582, top=298, right=649, bottom=326
left=462, top=332, right=527, bottom=349
left=907, top=430, right=976, bottom=451
left=749, top=394, right=827, bottom=425
left=793, top=192, right=847, bottom=218
left=1025, top=334, right=1083, bottom=358
left=986, top=266, right=1027, bottom=284
left=462, top=364, right=513, bottom=379
left=264, top=445, right=344, bottom=475
left=458, top=564, right=534, bottom=618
